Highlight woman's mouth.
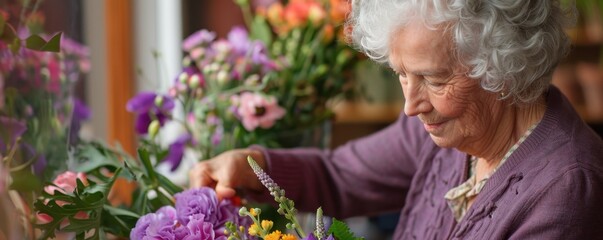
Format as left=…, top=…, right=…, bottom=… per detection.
left=424, top=121, right=446, bottom=132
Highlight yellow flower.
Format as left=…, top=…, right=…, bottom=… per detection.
left=248, top=223, right=261, bottom=236
left=265, top=230, right=282, bottom=240
left=282, top=233, right=298, bottom=240
left=261, top=220, right=274, bottom=232
left=250, top=208, right=258, bottom=217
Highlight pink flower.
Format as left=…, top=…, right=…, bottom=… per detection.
left=236, top=92, right=286, bottom=131
left=44, top=171, right=89, bottom=196
left=38, top=171, right=90, bottom=230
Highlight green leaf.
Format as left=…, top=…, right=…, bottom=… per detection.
left=250, top=16, right=272, bottom=46
left=138, top=148, right=158, bottom=183
left=24, top=32, right=62, bottom=52
left=34, top=169, right=123, bottom=240
left=39, top=32, right=63, bottom=52
left=327, top=218, right=364, bottom=240
left=24, top=34, right=46, bottom=50
left=75, top=144, right=122, bottom=173
left=9, top=36, right=20, bottom=54
left=100, top=205, right=139, bottom=237
left=156, top=173, right=183, bottom=195
left=9, top=170, right=42, bottom=191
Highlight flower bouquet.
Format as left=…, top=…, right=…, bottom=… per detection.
left=222, top=156, right=364, bottom=240
left=0, top=7, right=91, bottom=182
left=128, top=0, right=358, bottom=171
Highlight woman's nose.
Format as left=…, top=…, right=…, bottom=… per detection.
left=402, top=82, right=431, bottom=116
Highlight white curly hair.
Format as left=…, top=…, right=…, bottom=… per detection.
left=348, top=0, right=575, bottom=103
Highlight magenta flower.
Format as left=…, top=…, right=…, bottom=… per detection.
left=126, top=92, right=175, bottom=134
left=235, top=92, right=286, bottom=131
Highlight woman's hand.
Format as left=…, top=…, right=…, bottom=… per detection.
left=188, top=148, right=267, bottom=200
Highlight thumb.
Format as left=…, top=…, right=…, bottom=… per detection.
left=215, top=181, right=236, bottom=201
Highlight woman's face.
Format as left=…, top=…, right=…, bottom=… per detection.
left=388, top=23, right=502, bottom=151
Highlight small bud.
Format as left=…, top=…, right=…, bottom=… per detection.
left=182, top=57, right=192, bottom=67
left=249, top=208, right=258, bottom=217
left=148, top=120, right=160, bottom=138
left=253, top=208, right=262, bottom=215
left=41, top=68, right=50, bottom=79
left=189, top=74, right=201, bottom=88
left=238, top=207, right=248, bottom=216
left=154, top=95, right=164, bottom=107
left=261, top=220, right=273, bottom=231
left=179, top=72, right=189, bottom=83
left=244, top=74, right=260, bottom=86
left=286, top=223, right=293, bottom=229
left=217, top=70, right=229, bottom=84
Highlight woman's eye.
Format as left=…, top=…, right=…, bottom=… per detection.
left=426, top=80, right=445, bottom=89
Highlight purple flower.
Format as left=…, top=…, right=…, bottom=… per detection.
left=183, top=30, right=216, bottom=52
left=227, top=26, right=252, bottom=56
left=69, top=98, right=92, bottom=145
left=127, top=92, right=175, bottom=113
left=132, top=188, right=249, bottom=240
left=183, top=214, right=217, bottom=240
left=164, top=134, right=191, bottom=171
left=73, top=98, right=92, bottom=121
left=174, top=188, right=220, bottom=226
left=130, top=206, right=179, bottom=239
left=127, top=92, right=175, bottom=134
left=211, top=126, right=224, bottom=146
left=0, top=117, right=27, bottom=152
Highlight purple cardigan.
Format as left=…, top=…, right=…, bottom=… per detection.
left=254, top=86, right=603, bottom=239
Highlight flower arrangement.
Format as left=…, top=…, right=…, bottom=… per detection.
left=130, top=187, right=251, bottom=239
left=0, top=0, right=364, bottom=239
left=222, top=156, right=363, bottom=240
left=0, top=6, right=91, bottom=182
left=128, top=0, right=358, bottom=169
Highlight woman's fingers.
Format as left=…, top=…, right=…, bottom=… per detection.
left=189, top=162, right=215, bottom=188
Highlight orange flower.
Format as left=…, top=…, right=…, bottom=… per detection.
left=329, top=0, right=351, bottom=24
left=284, top=1, right=310, bottom=28
left=282, top=233, right=298, bottom=240
left=266, top=2, right=285, bottom=26
left=322, top=24, right=335, bottom=43
left=308, top=3, right=326, bottom=26
left=265, top=230, right=283, bottom=240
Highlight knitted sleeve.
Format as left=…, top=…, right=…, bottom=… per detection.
left=252, top=114, right=434, bottom=218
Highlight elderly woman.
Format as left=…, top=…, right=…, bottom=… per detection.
left=190, top=0, right=603, bottom=239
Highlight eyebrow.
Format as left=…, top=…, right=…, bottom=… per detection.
left=390, top=65, right=448, bottom=77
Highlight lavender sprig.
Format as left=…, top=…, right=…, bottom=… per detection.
left=247, top=156, right=307, bottom=238
left=315, top=207, right=326, bottom=240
